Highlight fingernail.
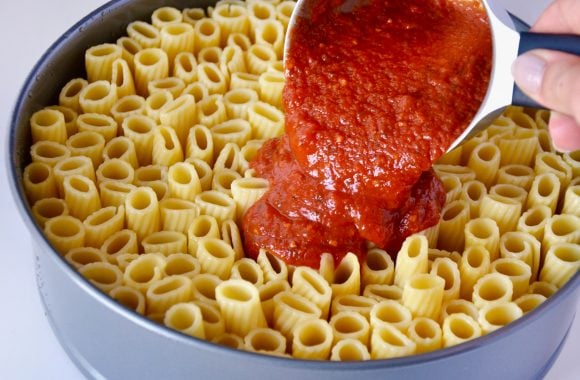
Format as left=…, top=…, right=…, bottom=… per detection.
left=511, top=53, right=546, bottom=95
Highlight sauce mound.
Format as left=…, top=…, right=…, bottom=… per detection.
left=243, top=0, right=492, bottom=267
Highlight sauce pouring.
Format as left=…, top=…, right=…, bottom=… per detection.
left=284, top=0, right=580, bottom=153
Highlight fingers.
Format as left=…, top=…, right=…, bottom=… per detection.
left=549, top=112, right=580, bottom=152
left=512, top=49, right=580, bottom=122
left=532, top=0, right=580, bottom=34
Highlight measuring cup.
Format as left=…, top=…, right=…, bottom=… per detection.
left=284, top=0, right=580, bottom=152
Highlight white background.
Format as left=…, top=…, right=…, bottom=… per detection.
left=0, top=0, right=577, bottom=379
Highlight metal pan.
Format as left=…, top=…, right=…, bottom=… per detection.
left=7, top=0, right=580, bottom=379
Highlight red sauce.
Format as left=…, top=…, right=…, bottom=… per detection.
left=243, top=0, right=492, bottom=267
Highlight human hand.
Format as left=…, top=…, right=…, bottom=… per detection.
left=511, top=0, right=580, bottom=152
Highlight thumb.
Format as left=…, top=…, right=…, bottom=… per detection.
left=511, top=49, right=580, bottom=124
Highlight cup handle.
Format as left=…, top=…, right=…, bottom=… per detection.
left=512, top=32, right=580, bottom=108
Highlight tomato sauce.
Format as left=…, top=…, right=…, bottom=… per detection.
left=243, top=0, right=492, bottom=267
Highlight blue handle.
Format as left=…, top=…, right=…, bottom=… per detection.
left=513, top=32, right=580, bottom=108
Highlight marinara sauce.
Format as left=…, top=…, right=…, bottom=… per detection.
left=243, top=0, right=492, bottom=268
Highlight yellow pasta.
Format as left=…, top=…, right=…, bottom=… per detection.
left=100, top=229, right=139, bottom=264
left=194, top=18, right=221, bottom=54
left=330, top=339, right=370, bottom=361
left=152, top=125, right=184, bottom=167
left=123, top=252, right=166, bottom=294
left=499, top=231, right=540, bottom=280
left=407, top=317, right=443, bottom=354
left=46, top=105, right=78, bottom=137
left=491, top=258, right=532, bottom=299
left=22, top=162, right=58, bottom=204
left=59, top=78, right=88, bottom=113
left=467, top=142, right=500, bottom=187
left=148, top=76, right=186, bottom=98
left=102, top=136, right=139, bottom=169
left=66, top=131, right=105, bottom=169
left=330, top=294, right=377, bottom=320
left=370, top=323, right=416, bottom=359
left=438, top=200, right=470, bottom=253
left=247, top=100, right=284, bottom=139
left=62, top=174, right=101, bottom=221
left=160, top=23, right=194, bottom=70
left=30, top=108, right=68, bottom=145
left=145, top=90, right=174, bottom=123
left=134, top=48, right=170, bottom=96
left=430, top=257, right=460, bottom=302
left=31, top=197, right=69, bottom=229
left=259, top=279, right=290, bottom=325
left=247, top=1, right=276, bottom=36
left=514, top=293, right=546, bottom=314
left=174, top=52, right=198, bottom=84
left=211, top=169, right=241, bottom=196
left=220, top=219, right=245, bottom=260
left=117, top=36, right=142, bottom=72
left=369, top=300, right=413, bottom=332
left=187, top=214, right=220, bottom=256
left=229, top=256, right=263, bottom=288
left=362, top=284, right=403, bottom=303
left=30, top=141, right=71, bottom=167
left=44, top=215, right=85, bottom=255
left=440, top=174, right=462, bottom=204
left=196, top=237, right=236, bottom=279
left=440, top=299, right=479, bottom=323
left=394, top=234, right=429, bottom=287
left=479, top=193, right=522, bottom=235
left=186, top=125, right=215, bottom=164
left=257, top=248, right=288, bottom=283
left=562, top=184, right=580, bottom=216
left=442, top=313, right=481, bottom=347
left=111, top=58, right=136, bottom=99
left=329, top=310, right=370, bottom=347
left=195, top=190, right=236, bottom=224
left=79, top=261, right=124, bottom=293
left=78, top=81, right=118, bottom=116
left=127, top=21, right=161, bottom=49
left=535, top=152, right=572, bottom=191
left=459, top=245, right=491, bottom=300
left=163, top=253, right=201, bottom=279
left=223, top=88, right=258, bottom=121
left=478, top=302, right=523, bottom=335
left=331, top=252, right=361, bottom=297
left=402, top=273, right=445, bottom=320
left=215, top=279, right=267, bottom=336
left=361, top=247, right=394, bottom=286
left=96, top=158, right=135, bottom=186
left=197, top=94, right=228, bottom=127
left=496, top=164, right=535, bottom=191
left=526, top=172, right=561, bottom=213
left=146, top=274, right=193, bottom=315
left=83, top=205, right=125, bottom=248
left=292, top=318, right=333, bottom=360
left=99, top=181, right=136, bottom=208
left=219, top=45, right=247, bottom=78
left=109, top=285, right=146, bottom=315
left=517, top=204, right=551, bottom=242
left=472, top=273, right=513, bottom=309
left=542, top=214, right=580, bottom=255
left=273, top=290, right=321, bottom=340
left=159, top=94, right=197, bottom=147
left=540, top=243, right=580, bottom=288
left=142, top=230, right=187, bottom=256
left=121, top=115, right=157, bottom=166
left=230, top=72, right=260, bottom=93
left=124, top=186, right=160, bottom=241
left=244, top=327, right=286, bottom=356
left=53, top=155, right=95, bottom=196
left=212, top=3, right=250, bottom=44
left=76, top=113, right=118, bottom=142
left=164, top=302, right=205, bottom=339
